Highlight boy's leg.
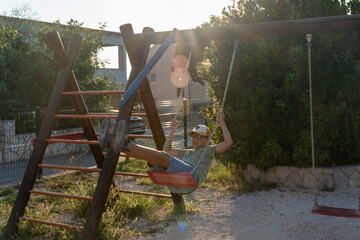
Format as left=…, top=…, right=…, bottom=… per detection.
left=99, top=117, right=170, bottom=168
left=123, top=142, right=170, bottom=169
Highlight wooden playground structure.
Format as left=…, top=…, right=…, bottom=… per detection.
left=4, top=14, right=360, bottom=239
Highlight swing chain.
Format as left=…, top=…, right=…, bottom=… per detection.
left=306, top=33, right=318, bottom=208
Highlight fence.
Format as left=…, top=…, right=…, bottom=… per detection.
left=0, top=99, right=210, bottom=188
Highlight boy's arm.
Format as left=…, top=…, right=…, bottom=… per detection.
left=163, top=118, right=179, bottom=158
left=215, top=111, right=233, bottom=155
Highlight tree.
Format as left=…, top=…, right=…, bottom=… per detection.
left=198, top=0, right=360, bottom=169
left=0, top=5, right=120, bottom=110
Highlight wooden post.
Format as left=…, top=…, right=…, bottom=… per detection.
left=80, top=25, right=154, bottom=240
left=121, top=25, right=166, bottom=150
left=47, top=31, right=105, bottom=168
left=4, top=33, right=82, bottom=239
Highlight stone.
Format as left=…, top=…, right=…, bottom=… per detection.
left=318, top=174, right=335, bottom=190
left=265, top=171, right=279, bottom=185
left=302, top=170, right=317, bottom=189
left=283, top=170, right=302, bottom=187
left=342, top=167, right=355, bottom=178
left=298, top=168, right=306, bottom=180
left=247, top=164, right=261, bottom=180
left=349, top=171, right=360, bottom=188
left=274, top=166, right=290, bottom=185
left=334, top=170, right=349, bottom=189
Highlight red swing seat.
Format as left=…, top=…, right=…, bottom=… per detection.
left=312, top=205, right=360, bottom=218
left=147, top=170, right=198, bottom=188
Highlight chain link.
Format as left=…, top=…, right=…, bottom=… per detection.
left=306, top=34, right=318, bottom=208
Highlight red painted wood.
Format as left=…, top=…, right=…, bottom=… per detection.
left=311, top=205, right=360, bottom=218
left=147, top=170, right=198, bottom=188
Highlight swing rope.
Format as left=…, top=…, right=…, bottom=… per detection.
left=307, top=33, right=360, bottom=217
left=191, top=40, right=239, bottom=177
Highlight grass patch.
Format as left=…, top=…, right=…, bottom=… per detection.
left=202, top=161, right=242, bottom=191
left=240, top=177, right=277, bottom=193
left=0, top=156, right=265, bottom=238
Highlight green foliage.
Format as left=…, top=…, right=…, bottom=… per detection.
left=0, top=13, right=120, bottom=110
left=198, top=0, right=360, bottom=169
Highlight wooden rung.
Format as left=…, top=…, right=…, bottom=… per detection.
left=37, top=164, right=149, bottom=178
left=21, top=217, right=84, bottom=231
left=117, top=189, right=172, bottom=198
left=29, top=190, right=92, bottom=201
left=54, top=112, right=146, bottom=119
left=127, top=134, right=153, bottom=139
left=103, top=152, right=128, bottom=157
left=34, top=132, right=152, bottom=146
left=46, top=139, right=99, bottom=145
left=62, top=90, right=124, bottom=95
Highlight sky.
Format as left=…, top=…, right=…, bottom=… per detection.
left=2, top=0, right=233, bottom=33
left=2, top=0, right=233, bottom=71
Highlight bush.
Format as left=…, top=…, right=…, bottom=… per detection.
left=198, top=0, right=360, bottom=169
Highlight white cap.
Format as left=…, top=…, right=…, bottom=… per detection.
left=187, top=125, right=211, bottom=138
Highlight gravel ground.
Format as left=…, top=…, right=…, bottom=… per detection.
left=140, top=187, right=360, bottom=240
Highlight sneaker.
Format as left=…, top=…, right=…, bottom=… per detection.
left=114, top=119, right=130, bottom=153
left=98, top=117, right=113, bottom=149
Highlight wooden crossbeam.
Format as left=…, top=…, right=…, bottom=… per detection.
left=133, top=14, right=360, bottom=44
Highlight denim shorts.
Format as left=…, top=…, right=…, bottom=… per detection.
left=149, top=154, right=198, bottom=194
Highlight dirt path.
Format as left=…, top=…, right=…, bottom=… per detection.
left=140, top=187, right=360, bottom=240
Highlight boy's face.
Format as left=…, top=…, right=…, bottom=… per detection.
left=190, top=134, right=208, bottom=149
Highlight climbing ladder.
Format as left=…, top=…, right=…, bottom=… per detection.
left=4, top=25, right=179, bottom=240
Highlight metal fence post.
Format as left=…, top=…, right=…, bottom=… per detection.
left=183, top=99, right=187, bottom=147
left=35, top=106, right=42, bottom=179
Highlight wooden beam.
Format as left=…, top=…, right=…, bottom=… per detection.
left=4, top=33, right=82, bottom=239
left=80, top=25, right=153, bottom=240
left=122, top=25, right=166, bottom=150
left=47, top=31, right=105, bottom=168
left=132, top=14, right=360, bottom=44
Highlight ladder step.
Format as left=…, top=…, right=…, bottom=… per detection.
left=21, top=217, right=84, bottom=231
left=62, top=90, right=124, bottom=95
left=117, top=189, right=172, bottom=198
left=29, top=190, right=92, bottom=201
left=38, top=164, right=149, bottom=178
left=54, top=113, right=147, bottom=119
left=46, top=139, right=99, bottom=145
left=33, top=132, right=153, bottom=146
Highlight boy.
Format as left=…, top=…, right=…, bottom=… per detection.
left=100, top=110, right=232, bottom=193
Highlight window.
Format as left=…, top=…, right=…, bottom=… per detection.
left=98, top=45, right=125, bottom=70
left=148, top=73, right=156, bottom=82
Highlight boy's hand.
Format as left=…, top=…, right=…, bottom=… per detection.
left=217, top=110, right=225, bottom=122
left=170, top=118, right=179, bottom=129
